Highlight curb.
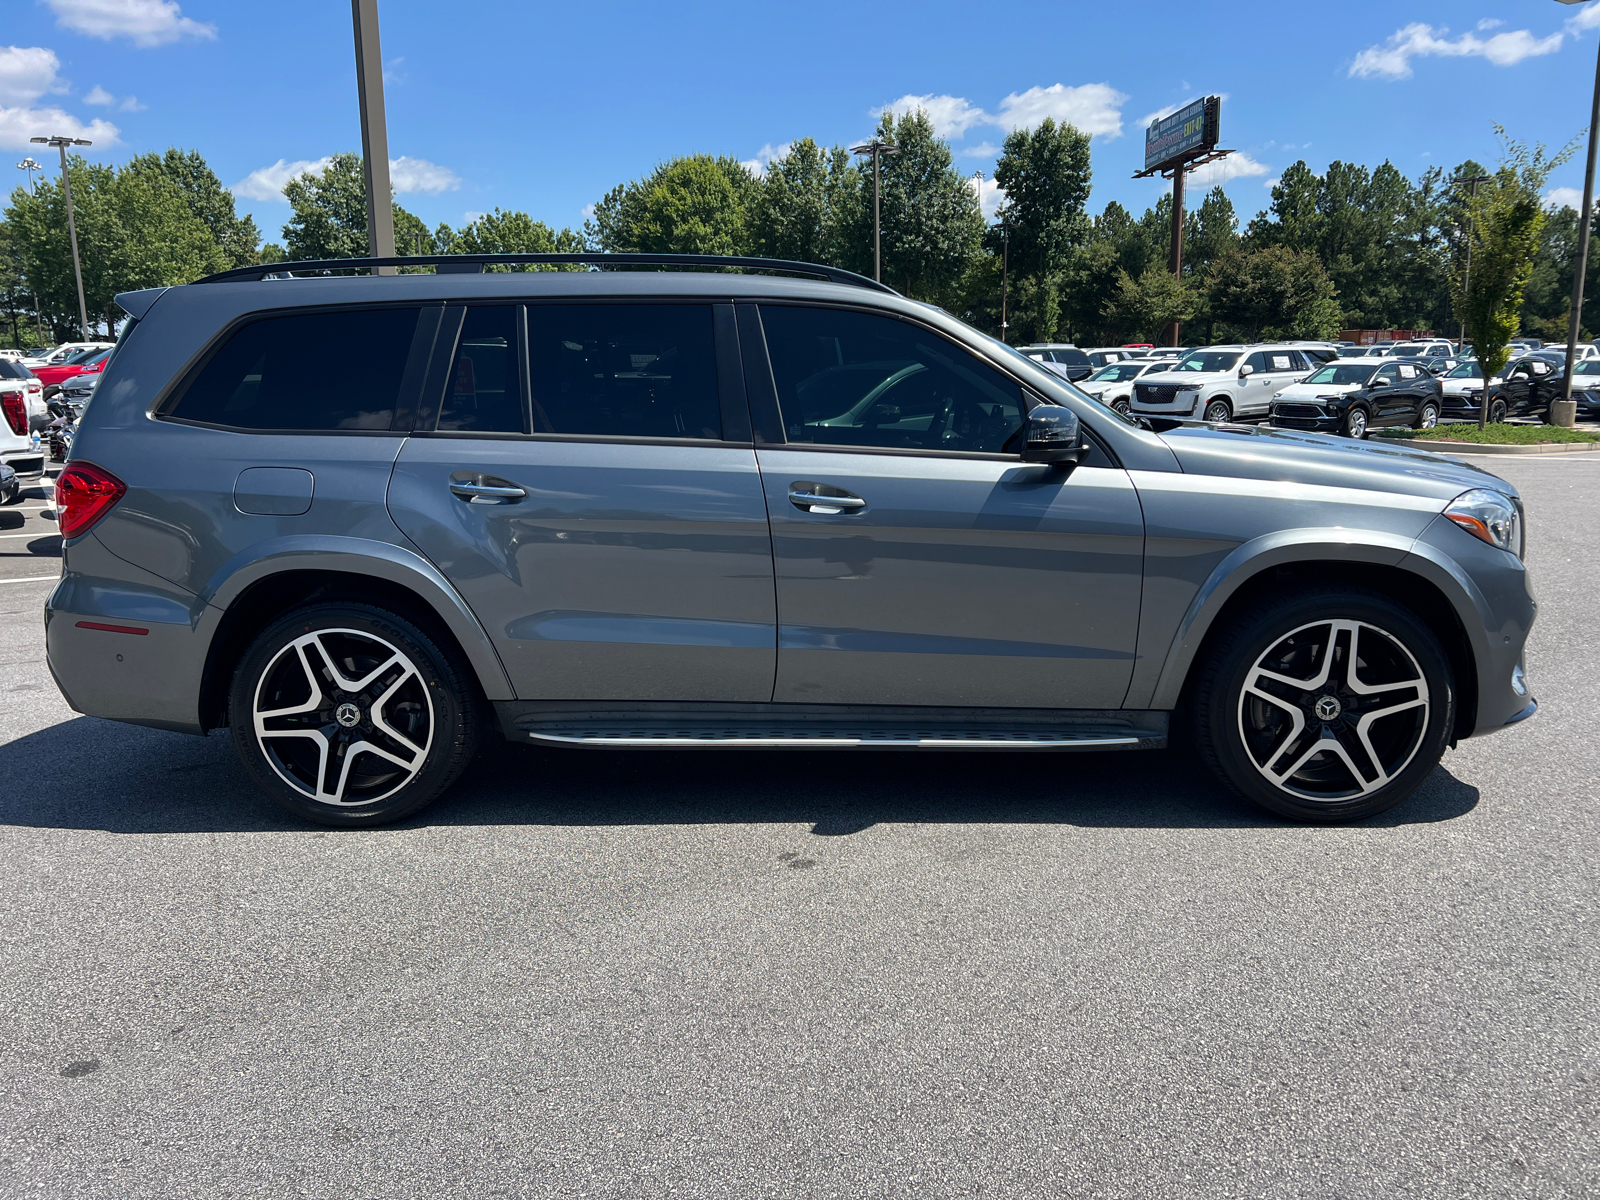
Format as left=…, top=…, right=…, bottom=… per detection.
left=1375, top=436, right=1600, bottom=455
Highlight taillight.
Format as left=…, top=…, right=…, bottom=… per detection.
left=0, top=393, right=25, bottom=436
left=56, top=462, right=126, bottom=539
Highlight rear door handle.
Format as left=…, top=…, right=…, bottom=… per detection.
left=449, top=474, right=526, bottom=503
left=789, top=482, right=866, bottom=514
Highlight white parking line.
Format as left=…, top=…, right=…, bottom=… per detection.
left=0, top=531, right=59, bottom=539
left=0, top=575, right=59, bottom=583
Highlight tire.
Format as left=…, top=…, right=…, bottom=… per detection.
left=228, top=603, right=481, bottom=826
left=1415, top=402, right=1439, bottom=430
left=1488, top=397, right=1508, bottom=424
left=1191, top=586, right=1454, bottom=823
left=1112, top=399, right=1131, bottom=417
left=1203, top=398, right=1232, bottom=423
left=1342, top=407, right=1369, bottom=439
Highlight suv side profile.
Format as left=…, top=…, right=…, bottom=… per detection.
left=1129, top=345, right=1314, bottom=423
left=47, top=254, right=1536, bottom=828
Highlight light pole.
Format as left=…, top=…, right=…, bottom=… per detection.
left=1555, top=0, right=1598, bottom=428
left=352, top=0, right=396, bottom=273
left=1000, top=204, right=1010, bottom=344
left=850, top=138, right=898, bottom=282
left=15, top=158, right=47, bottom=346
left=29, top=136, right=92, bottom=338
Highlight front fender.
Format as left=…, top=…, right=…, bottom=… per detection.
left=197, top=535, right=514, bottom=700
left=1139, top=528, right=1416, bottom=711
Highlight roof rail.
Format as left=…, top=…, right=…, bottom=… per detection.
left=194, top=252, right=898, bottom=294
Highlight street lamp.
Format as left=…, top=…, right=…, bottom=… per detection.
left=1554, top=0, right=1598, bottom=428
left=15, top=158, right=47, bottom=346
left=29, top=135, right=92, bottom=338
left=849, top=138, right=898, bottom=282
left=999, top=203, right=1011, bottom=344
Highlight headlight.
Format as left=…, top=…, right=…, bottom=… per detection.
left=1175, top=383, right=1201, bottom=391
left=1445, top=488, right=1521, bottom=555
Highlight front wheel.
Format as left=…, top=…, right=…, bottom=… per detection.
left=1112, top=398, right=1131, bottom=417
left=1203, top=398, right=1232, bottom=423
left=228, top=603, right=481, bottom=826
left=1415, top=402, right=1439, bottom=430
left=1342, top=407, right=1369, bottom=439
left=1191, top=587, right=1454, bottom=822
left=1488, top=397, right=1508, bottom=424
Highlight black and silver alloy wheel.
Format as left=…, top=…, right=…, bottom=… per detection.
left=230, top=604, right=479, bottom=826
left=1236, top=619, right=1428, bottom=803
left=1343, top=407, right=1368, bottom=439
left=1194, top=587, right=1454, bottom=822
left=1416, top=402, right=1439, bottom=429
left=252, top=628, right=434, bottom=806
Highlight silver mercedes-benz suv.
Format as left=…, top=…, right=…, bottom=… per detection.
left=46, top=253, right=1536, bottom=827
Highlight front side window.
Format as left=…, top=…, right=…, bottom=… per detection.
left=170, top=307, right=420, bottom=430
left=761, top=305, right=1024, bottom=454
left=526, top=303, right=720, bottom=439
left=438, top=306, right=522, bottom=433
left=1376, top=365, right=1400, bottom=384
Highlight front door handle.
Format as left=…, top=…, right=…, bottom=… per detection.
left=449, top=473, right=526, bottom=503
left=789, top=482, right=866, bottom=515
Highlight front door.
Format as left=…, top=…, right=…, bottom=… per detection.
left=749, top=304, right=1145, bottom=710
left=388, top=301, right=776, bottom=702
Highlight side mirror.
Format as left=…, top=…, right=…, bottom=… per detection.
left=1239, top=364, right=1255, bottom=377
left=1371, top=378, right=1388, bottom=387
left=1020, top=404, right=1086, bottom=464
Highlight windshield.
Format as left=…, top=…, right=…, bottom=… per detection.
left=1446, top=361, right=1483, bottom=379
left=81, top=349, right=111, bottom=366
left=1174, top=351, right=1241, bottom=373
left=1389, top=344, right=1426, bottom=356
left=1574, top=360, right=1600, bottom=376
left=1306, top=364, right=1378, bottom=385
left=1089, top=363, right=1145, bottom=382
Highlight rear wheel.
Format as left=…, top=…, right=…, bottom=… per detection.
left=228, top=603, right=480, bottom=826
left=1191, top=587, right=1454, bottom=822
left=1203, top=398, right=1232, bottom=423
left=1342, top=407, right=1369, bottom=439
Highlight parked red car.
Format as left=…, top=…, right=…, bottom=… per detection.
left=32, top=347, right=111, bottom=391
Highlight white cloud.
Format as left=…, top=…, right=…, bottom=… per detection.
left=958, top=141, right=1001, bottom=159
left=230, top=156, right=333, bottom=202
left=383, top=56, right=405, bottom=86
left=1568, top=3, right=1600, bottom=34
left=995, top=83, right=1127, bottom=139
left=1545, top=186, right=1591, bottom=211
left=1351, top=22, right=1563, bottom=79
left=874, top=93, right=991, bottom=139
left=968, top=174, right=1005, bottom=220
left=741, top=142, right=791, bottom=177
left=580, top=203, right=596, bottom=221
left=1188, top=151, right=1271, bottom=189
left=0, top=46, right=66, bottom=106
left=462, top=211, right=485, bottom=225
left=46, top=0, right=217, bottom=47
left=389, top=155, right=460, bottom=194
left=83, top=83, right=144, bottom=110
left=1264, top=177, right=1281, bottom=190
left=0, top=106, right=118, bottom=151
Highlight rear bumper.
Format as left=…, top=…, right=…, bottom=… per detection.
left=0, top=450, right=45, bottom=477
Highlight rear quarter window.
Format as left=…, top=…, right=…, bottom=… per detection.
left=168, top=307, right=421, bottom=430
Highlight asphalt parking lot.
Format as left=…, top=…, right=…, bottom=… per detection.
left=1, top=454, right=1595, bottom=1199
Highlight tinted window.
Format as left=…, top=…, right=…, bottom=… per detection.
left=761, top=305, right=1024, bottom=453
left=1398, top=364, right=1418, bottom=379
left=1375, top=365, right=1400, bottom=383
left=438, top=306, right=522, bottom=433
left=1053, top=348, right=1091, bottom=367
left=0, top=362, right=28, bottom=380
left=1244, top=352, right=1270, bottom=372
left=171, top=307, right=419, bottom=430
left=1267, top=352, right=1294, bottom=371
left=526, top=303, right=720, bottom=439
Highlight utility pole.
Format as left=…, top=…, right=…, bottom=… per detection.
left=850, top=138, right=899, bottom=282
left=1452, top=173, right=1492, bottom=429
left=1000, top=206, right=1011, bottom=344
left=29, top=136, right=92, bottom=338
left=15, top=158, right=47, bottom=346
left=351, top=0, right=396, bottom=274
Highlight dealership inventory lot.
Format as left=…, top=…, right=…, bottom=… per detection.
left=1, top=455, right=1595, bottom=1198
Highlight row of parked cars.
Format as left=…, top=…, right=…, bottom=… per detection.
left=1020, top=338, right=1600, bottom=436
left=0, top=342, right=116, bottom=484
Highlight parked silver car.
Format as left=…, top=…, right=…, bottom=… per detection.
left=46, top=254, right=1536, bottom=827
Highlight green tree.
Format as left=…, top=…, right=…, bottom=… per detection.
left=1454, top=132, right=1574, bottom=427
left=1102, top=266, right=1196, bottom=344
left=748, top=139, right=858, bottom=264
left=1207, top=245, right=1342, bottom=341
left=281, top=152, right=426, bottom=262
left=588, top=155, right=759, bottom=256
left=993, top=117, right=1092, bottom=281
left=442, top=208, right=585, bottom=269
left=123, top=148, right=259, bottom=267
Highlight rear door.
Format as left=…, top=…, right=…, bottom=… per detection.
left=746, top=303, right=1144, bottom=709
left=1386, top=363, right=1424, bottom=424
left=387, top=301, right=777, bottom=702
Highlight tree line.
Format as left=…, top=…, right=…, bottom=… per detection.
left=2, top=118, right=1594, bottom=350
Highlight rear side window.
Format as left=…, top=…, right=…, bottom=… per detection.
left=1054, top=348, right=1091, bottom=368
left=438, top=306, right=523, bottom=433
left=760, top=305, right=1024, bottom=454
left=526, top=304, right=720, bottom=439
left=171, top=307, right=420, bottom=430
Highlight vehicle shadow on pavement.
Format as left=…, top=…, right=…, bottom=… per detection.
left=4, top=716, right=1480, bottom=835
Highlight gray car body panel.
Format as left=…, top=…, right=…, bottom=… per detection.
left=49, top=269, right=1536, bottom=746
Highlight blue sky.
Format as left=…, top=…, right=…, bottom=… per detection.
left=7, top=0, right=1600, bottom=243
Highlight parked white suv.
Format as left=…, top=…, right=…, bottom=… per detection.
left=1129, top=345, right=1314, bottom=423
left=20, top=341, right=113, bottom=369
left=1077, top=357, right=1181, bottom=415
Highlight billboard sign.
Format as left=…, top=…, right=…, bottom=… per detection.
left=1144, top=96, right=1219, bottom=172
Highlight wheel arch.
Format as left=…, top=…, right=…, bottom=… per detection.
left=1149, top=532, right=1480, bottom=742
left=195, top=539, right=514, bottom=731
